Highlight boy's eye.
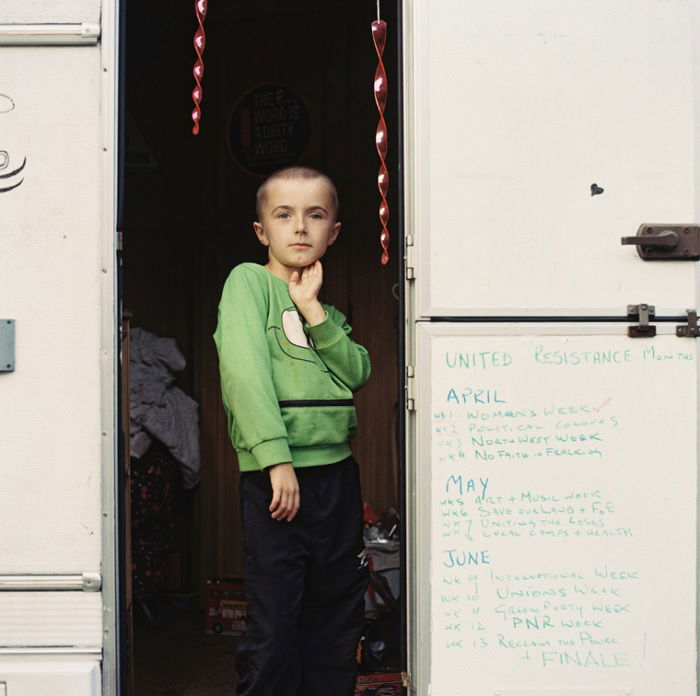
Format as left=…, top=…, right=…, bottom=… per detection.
left=277, top=212, right=291, bottom=219
left=309, top=213, right=322, bottom=220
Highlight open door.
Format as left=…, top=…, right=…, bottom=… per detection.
left=0, top=1, right=119, bottom=694
left=404, top=1, right=700, bottom=694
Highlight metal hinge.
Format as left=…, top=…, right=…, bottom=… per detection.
left=406, top=365, right=416, bottom=412
left=0, top=319, right=15, bottom=372
left=676, top=309, right=700, bottom=337
left=405, top=235, right=415, bottom=281
left=627, top=303, right=656, bottom=338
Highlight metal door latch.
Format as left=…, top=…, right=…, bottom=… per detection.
left=621, top=224, right=700, bottom=260
left=676, top=309, right=700, bottom=338
left=627, top=304, right=656, bottom=337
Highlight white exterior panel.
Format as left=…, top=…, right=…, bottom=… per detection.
left=0, top=655, right=100, bottom=696
left=412, top=323, right=697, bottom=695
left=406, top=0, right=700, bottom=317
left=0, top=1, right=118, bottom=693
left=0, top=593, right=102, bottom=648
left=0, top=1, right=101, bottom=25
left=0, top=45, right=103, bottom=574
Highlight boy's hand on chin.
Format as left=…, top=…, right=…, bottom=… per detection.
left=268, top=462, right=300, bottom=521
left=289, top=261, right=326, bottom=325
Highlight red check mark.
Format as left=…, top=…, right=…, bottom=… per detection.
left=593, top=397, right=611, bottom=413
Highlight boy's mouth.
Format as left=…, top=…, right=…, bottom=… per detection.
left=290, top=243, right=311, bottom=248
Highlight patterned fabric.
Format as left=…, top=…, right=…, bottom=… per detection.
left=131, top=442, right=179, bottom=599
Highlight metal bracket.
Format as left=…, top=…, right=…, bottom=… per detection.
left=0, top=319, right=15, bottom=371
left=0, top=23, right=101, bottom=46
left=82, top=572, right=102, bottom=592
left=627, top=304, right=656, bottom=338
left=405, top=235, right=415, bottom=281
left=676, top=309, right=700, bottom=338
left=406, top=364, right=416, bottom=411
left=0, top=572, right=102, bottom=591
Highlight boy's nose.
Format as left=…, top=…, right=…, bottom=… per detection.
left=294, top=216, right=307, bottom=234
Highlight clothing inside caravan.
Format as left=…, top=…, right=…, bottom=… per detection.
left=121, top=1, right=401, bottom=693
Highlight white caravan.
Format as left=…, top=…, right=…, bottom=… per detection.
left=1, top=1, right=699, bottom=695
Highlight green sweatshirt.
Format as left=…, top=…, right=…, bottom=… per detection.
left=213, top=262, right=371, bottom=471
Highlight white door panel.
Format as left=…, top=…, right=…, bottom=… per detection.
left=0, top=4, right=116, bottom=690
left=411, top=322, right=697, bottom=695
left=0, top=46, right=102, bottom=573
left=406, top=0, right=700, bottom=316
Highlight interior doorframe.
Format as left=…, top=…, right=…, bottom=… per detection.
left=394, top=1, right=411, bottom=692
left=102, top=0, right=122, bottom=694
left=401, top=0, right=422, bottom=691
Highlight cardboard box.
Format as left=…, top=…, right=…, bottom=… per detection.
left=205, top=577, right=246, bottom=636
left=354, top=672, right=403, bottom=696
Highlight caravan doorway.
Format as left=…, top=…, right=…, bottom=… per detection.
left=120, top=1, right=403, bottom=693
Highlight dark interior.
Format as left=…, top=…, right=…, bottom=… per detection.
left=122, top=1, right=401, bottom=692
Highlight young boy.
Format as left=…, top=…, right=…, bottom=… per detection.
left=213, top=166, right=371, bottom=696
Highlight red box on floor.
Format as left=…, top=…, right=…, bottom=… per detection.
left=354, top=672, right=403, bottom=695
left=205, top=577, right=246, bottom=636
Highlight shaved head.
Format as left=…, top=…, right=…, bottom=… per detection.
left=256, top=166, right=339, bottom=220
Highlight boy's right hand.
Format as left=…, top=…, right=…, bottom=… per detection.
left=268, top=462, right=300, bottom=521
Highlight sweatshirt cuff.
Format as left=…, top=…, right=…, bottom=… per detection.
left=251, top=438, right=292, bottom=469
left=307, top=314, right=344, bottom=349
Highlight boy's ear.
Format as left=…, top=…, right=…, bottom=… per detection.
left=328, top=221, right=341, bottom=247
left=253, top=221, right=270, bottom=247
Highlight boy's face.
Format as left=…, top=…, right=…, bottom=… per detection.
left=253, top=177, right=341, bottom=278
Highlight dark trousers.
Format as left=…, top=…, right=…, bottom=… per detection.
left=235, top=456, right=369, bottom=696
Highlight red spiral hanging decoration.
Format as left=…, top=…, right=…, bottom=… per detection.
left=372, top=12, right=389, bottom=265
left=191, top=0, right=208, bottom=135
